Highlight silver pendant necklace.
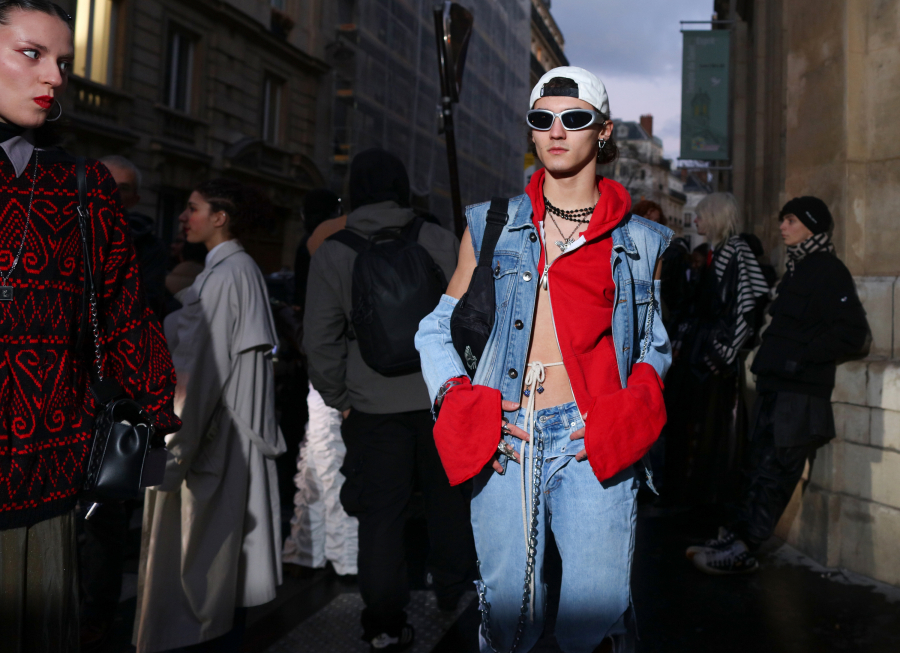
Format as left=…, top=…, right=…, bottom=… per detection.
left=546, top=210, right=580, bottom=252
left=0, top=150, right=40, bottom=301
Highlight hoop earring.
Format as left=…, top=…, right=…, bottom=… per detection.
left=45, top=100, right=63, bottom=122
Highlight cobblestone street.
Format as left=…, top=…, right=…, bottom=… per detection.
left=99, top=500, right=900, bottom=653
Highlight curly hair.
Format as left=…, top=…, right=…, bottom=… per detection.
left=194, top=179, right=274, bottom=239
left=536, top=76, right=619, bottom=165
left=0, top=1, right=72, bottom=26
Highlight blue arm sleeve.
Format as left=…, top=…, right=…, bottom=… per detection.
left=415, top=294, right=468, bottom=404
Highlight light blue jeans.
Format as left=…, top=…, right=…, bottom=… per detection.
left=471, top=401, right=638, bottom=653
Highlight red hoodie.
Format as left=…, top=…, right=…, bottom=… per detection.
left=434, top=170, right=666, bottom=485
left=525, top=169, right=667, bottom=484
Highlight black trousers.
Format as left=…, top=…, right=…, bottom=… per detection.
left=340, top=408, right=477, bottom=639
left=729, top=394, right=820, bottom=551
left=78, top=500, right=133, bottom=620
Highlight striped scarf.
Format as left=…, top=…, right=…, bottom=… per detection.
left=786, top=232, right=835, bottom=274
left=707, top=236, right=771, bottom=370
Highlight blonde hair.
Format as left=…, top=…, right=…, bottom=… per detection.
left=696, top=192, right=739, bottom=247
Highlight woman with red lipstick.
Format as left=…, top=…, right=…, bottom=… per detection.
left=0, top=2, right=180, bottom=652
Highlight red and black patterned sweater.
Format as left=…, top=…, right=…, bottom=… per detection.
left=0, top=150, right=180, bottom=530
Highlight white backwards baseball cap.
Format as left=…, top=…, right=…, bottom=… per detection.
left=529, top=66, right=610, bottom=116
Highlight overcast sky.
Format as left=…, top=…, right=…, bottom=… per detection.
left=549, top=0, right=715, bottom=160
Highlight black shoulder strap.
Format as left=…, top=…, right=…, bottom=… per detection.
left=326, top=229, right=369, bottom=254
left=77, top=156, right=87, bottom=207
left=404, top=216, right=427, bottom=242
left=477, top=197, right=509, bottom=267
left=75, top=156, right=91, bottom=364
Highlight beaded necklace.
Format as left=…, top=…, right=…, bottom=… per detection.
left=543, top=195, right=594, bottom=223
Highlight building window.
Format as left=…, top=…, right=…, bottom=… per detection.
left=263, top=75, right=284, bottom=144
left=165, top=27, right=195, bottom=113
left=74, top=0, right=118, bottom=84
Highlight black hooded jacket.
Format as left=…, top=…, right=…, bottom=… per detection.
left=751, top=251, right=869, bottom=397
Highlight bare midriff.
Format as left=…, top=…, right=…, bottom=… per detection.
left=521, top=231, right=576, bottom=410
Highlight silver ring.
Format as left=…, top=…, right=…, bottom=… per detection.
left=498, top=441, right=516, bottom=458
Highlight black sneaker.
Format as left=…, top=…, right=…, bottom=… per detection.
left=685, top=527, right=737, bottom=560
left=370, top=624, right=415, bottom=652
left=692, top=541, right=759, bottom=575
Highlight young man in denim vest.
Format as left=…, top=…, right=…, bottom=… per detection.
left=416, top=67, right=672, bottom=653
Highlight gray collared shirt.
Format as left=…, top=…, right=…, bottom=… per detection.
left=0, top=132, right=37, bottom=177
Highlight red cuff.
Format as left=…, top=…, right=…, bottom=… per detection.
left=433, top=378, right=502, bottom=486
left=584, top=363, right=666, bottom=483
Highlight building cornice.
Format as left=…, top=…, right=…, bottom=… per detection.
left=188, top=0, right=329, bottom=75
left=531, top=4, right=568, bottom=68
left=532, top=0, right=564, bottom=46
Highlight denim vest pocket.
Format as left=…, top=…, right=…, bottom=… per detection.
left=490, top=253, right=520, bottom=312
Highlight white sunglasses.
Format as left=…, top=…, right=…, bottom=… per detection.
left=526, top=109, right=606, bottom=131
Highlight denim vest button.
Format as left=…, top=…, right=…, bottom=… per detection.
left=529, top=233, right=537, bottom=242
left=508, top=368, right=518, bottom=379
left=522, top=272, right=532, bottom=282
left=515, top=320, right=524, bottom=330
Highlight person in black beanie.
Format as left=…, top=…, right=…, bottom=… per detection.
left=688, top=195, right=870, bottom=574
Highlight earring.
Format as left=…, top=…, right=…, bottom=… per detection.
left=598, top=139, right=607, bottom=151
left=45, top=100, right=63, bottom=122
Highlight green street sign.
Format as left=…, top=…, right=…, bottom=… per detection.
left=681, top=30, right=730, bottom=161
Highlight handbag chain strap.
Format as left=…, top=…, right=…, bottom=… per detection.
left=75, top=157, right=104, bottom=382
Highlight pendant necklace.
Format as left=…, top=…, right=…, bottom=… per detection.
left=0, top=150, right=40, bottom=301
left=546, top=211, right=580, bottom=253
left=543, top=195, right=596, bottom=252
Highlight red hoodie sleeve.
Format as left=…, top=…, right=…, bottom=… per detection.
left=583, top=362, right=666, bottom=483
left=433, top=378, right=502, bottom=486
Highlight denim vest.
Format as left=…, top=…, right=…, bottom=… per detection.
left=416, top=193, right=673, bottom=425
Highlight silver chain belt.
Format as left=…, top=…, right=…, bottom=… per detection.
left=478, top=428, right=545, bottom=653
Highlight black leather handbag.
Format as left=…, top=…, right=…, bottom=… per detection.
left=449, top=197, right=508, bottom=378
left=75, top=157, right=167, bottom=505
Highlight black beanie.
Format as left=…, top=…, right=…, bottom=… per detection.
left=349, top=148, right=410, bottom=211
left=779, top=196, right=832, bottom=235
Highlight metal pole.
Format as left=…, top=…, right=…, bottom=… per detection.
left=441, top=99, right=464, bottom=236
left=433, top=5, right=465, bottom=236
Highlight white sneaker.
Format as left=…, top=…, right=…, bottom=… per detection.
left=370, top=624, right=415, bottom=652
left=685, top=526, right=737, bottom=560
left=692, top=540, right=759, bottom=575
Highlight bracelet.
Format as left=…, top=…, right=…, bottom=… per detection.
left=435, top=377, right=466, bottom=404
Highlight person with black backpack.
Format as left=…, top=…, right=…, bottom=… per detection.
left=303, top=148, right=476, bottom=652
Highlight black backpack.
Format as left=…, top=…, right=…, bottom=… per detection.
left=327, top=218, right=447, bottom=377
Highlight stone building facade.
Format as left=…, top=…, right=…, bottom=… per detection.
left=723, top=0, right=900, bottom=587
left=599, top=117, right=686, bottom=231
left=56, top=0, right=329, bottom=272
left=530, top=0, right=567, bottom=87
left=323, top=0, right=531, bottom=225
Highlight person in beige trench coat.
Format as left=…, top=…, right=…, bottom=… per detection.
left=134, top=181, right=286, bottom=652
